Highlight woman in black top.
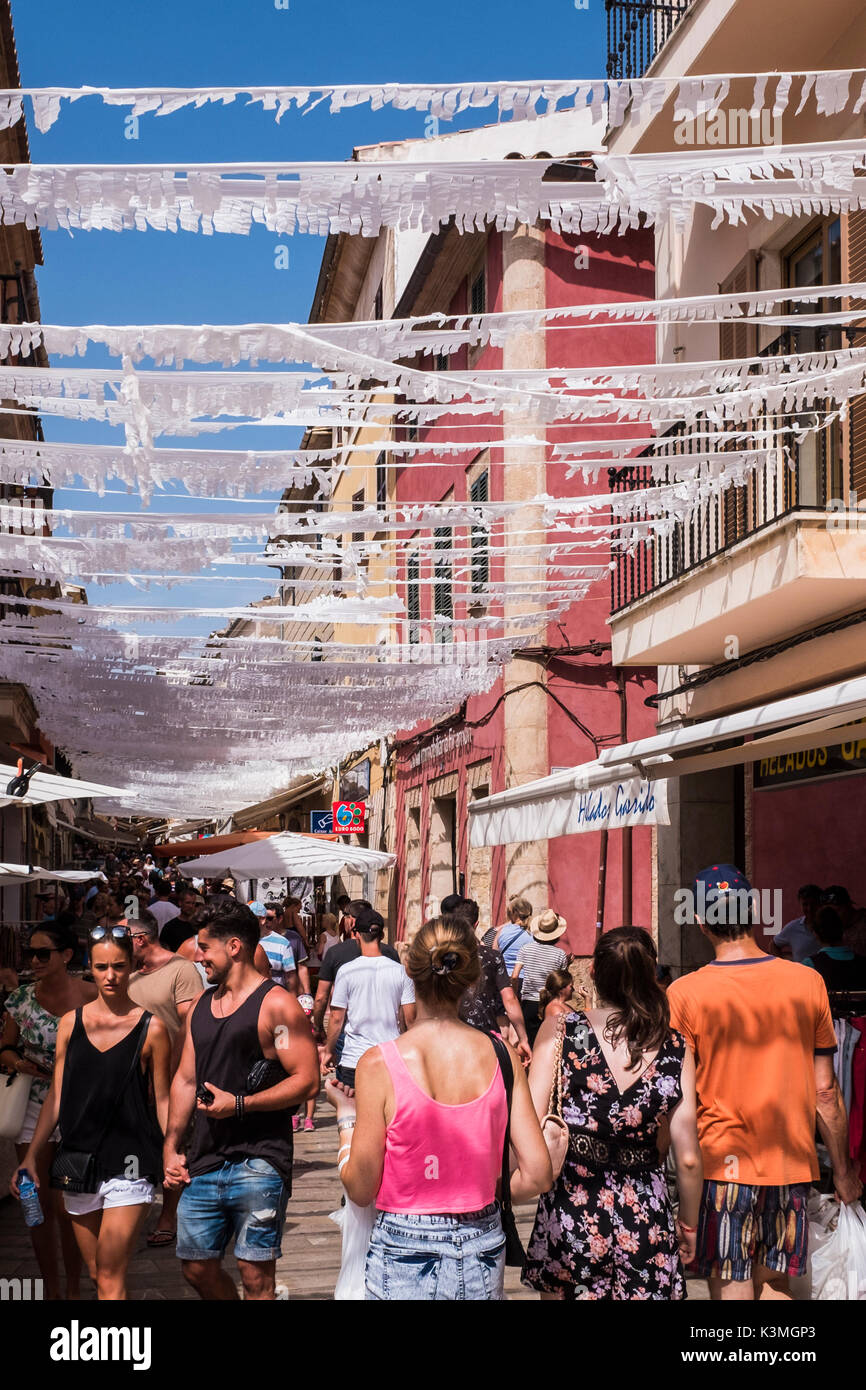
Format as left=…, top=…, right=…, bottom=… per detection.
left=14, top=927, right=171, bottom=1300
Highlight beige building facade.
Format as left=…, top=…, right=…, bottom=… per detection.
left=605, top=0, right=866, bottom=970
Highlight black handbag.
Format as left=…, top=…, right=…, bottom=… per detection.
left=245, top=1057, right=285, bottom=1093
left=245, top=1056, right=299, bottom=1118
left=486, top=1031, right=525, bottom=1268
left=50, top=1013, right=151, bottom=1194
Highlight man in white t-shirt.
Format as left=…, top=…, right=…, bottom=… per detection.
left=148, top=877, right=181, bottom=931
left=322, top=906, right=415, bottom=1095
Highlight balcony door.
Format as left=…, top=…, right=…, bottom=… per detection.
left=784, top=219, right=843, bottom=507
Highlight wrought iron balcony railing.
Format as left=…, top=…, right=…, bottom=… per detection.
left=608, top=332, right=846, bottom=613
left=606, top=0, right=693, bottom=81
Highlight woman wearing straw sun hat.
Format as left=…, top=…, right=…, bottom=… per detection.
left=510, top=911, right=570, bottom=1046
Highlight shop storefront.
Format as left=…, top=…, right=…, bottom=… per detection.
left=751, top=735, right=866, bottom=933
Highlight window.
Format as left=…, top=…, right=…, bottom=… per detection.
left=433, top=526, right=453, bottom=644
left=784, top=218, right=843, bottom=504
left=785, top=218, right=842, bottom=354
left=375, top=452, right=388, bottom=511
left=352, top=488, right=367, bottom=572
left=407, top=552, right=420, bottom=645
left=469, top=470, right=489, bottom=593
left=718, top=251, right=758, bottom=361
left=435, top=351, right=449, bottom=372
left=352, top=489, right=365, bottom=544
left=470, top=266, right=486, bottom=317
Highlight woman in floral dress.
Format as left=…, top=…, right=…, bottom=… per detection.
left=0, top=921, right=95, bottom=1299
left=523, top=927, right=702, bottom=1300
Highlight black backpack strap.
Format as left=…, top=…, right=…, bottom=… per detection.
left=485, top=1030, right=514, bottom=1212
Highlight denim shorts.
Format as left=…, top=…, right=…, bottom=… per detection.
left=176, top=1158, right=290, bottom=1264
left=365, top=1203, right=505, bottom=1301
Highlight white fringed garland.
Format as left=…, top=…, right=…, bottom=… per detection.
left=3, top=143, right=866, bottom=239
left=0, top=70, right=864, bottom=133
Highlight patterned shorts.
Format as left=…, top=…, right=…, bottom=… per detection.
left=697, top=1180, right=810, bottom=1282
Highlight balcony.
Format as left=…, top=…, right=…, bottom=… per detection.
left=606, top=0, right=693, bottom=80
left=607, top=333, right=866, bottom=666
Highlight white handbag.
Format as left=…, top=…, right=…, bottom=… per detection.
left=0, top=1070, right=32, bottom=1141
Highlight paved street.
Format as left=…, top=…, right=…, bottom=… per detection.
left=0, top=1088, right=710, bottom=1302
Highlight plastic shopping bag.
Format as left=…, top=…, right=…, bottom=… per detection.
left=811, top=1199, right=866, bottom=1300
left=329, top=1198, right=376, bottom=1301
left=790, top=1190, right=837, bottom=1301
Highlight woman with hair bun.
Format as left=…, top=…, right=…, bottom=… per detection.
left=0, top=922, right=96, bottom=1298
left=326, top=915, right=552, bottom=1300
left=523, top=926, right=702, bottom=1301
left=538, top=968, right=576, bottom=1024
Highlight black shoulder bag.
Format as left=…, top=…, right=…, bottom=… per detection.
left=50, top=1011, right=152, bottom=1194
left=486, top=1030, right=525, bottom=1268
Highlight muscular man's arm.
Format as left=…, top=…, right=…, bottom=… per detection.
left=245, top=989, right=319, bottom=1111
left=312, top=977, right=332, bottom=1041
left=499, top=984, right=531, bottom=1064
left=322, top=1005, right=346, bottom=1070
left=815, top=1053, right=863, bottom=1204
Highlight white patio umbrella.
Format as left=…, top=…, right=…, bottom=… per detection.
left=176, top=831, right=395, bottom=880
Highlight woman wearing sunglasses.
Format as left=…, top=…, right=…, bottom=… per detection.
left=12, top=925, right=171, bottom=1300
left=0, top=922, right=96, bottom=1299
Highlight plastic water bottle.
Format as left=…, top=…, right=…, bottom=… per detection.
left=17, top=1170, right=43, bottom=1227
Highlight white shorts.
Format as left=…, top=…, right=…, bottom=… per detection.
left=63, top=1176, right=154, bottom=1216
left=16, top=1095, right=59, bottom=1146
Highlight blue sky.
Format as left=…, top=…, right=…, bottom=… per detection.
left=12, top=0, right=607, bottom=635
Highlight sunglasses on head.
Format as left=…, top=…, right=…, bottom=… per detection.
left=89, top=925, right=131, bottom=943
left=23, top=946, right=60, bottom=963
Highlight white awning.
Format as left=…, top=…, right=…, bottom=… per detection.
left=0, top=764, right=135, bottom=809
left=0, top=863, right=107, bottom=887
left=469, top=674, right=866, bottom=848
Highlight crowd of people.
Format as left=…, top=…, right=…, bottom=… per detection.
left=2, top=852, right=864, bottom=1302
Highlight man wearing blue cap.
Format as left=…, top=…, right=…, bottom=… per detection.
left=668, top=864, right=862, bottom=1302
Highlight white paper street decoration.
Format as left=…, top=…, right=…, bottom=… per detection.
left=0, top=70, right=864, bottom=133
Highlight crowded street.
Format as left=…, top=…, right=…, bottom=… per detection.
left=0, top=0, right=865, bottom=1364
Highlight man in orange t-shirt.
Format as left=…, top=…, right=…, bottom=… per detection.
left=668, top=864, right=862, bottom=1301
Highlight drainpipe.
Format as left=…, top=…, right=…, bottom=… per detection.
left=619, top=669, right=633, bottom=926
left=595, top=829, right=608, bottom=940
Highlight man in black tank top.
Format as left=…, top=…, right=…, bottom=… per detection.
left=164, top=901, right=319, bottom=1300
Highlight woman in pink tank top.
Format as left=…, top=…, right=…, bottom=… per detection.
left=326, top=913, right=552, bottom=1300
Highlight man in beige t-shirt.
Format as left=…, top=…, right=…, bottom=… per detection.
left=129, top=909, right=203, bottom=1246
left=130, top=911, right=203, bottom=1052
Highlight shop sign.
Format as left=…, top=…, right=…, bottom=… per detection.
left=310, top=810, right=334, bottom=834
left=572, top=777, right=668, bottom=833
left=332, top=800, right=366, bottom=832
left=753, top=736, right=866, bottom=788
left=406, top=726, right=472, bottom=773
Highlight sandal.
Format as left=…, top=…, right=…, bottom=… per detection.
left=146, top=1229, right=176, bottom=1247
